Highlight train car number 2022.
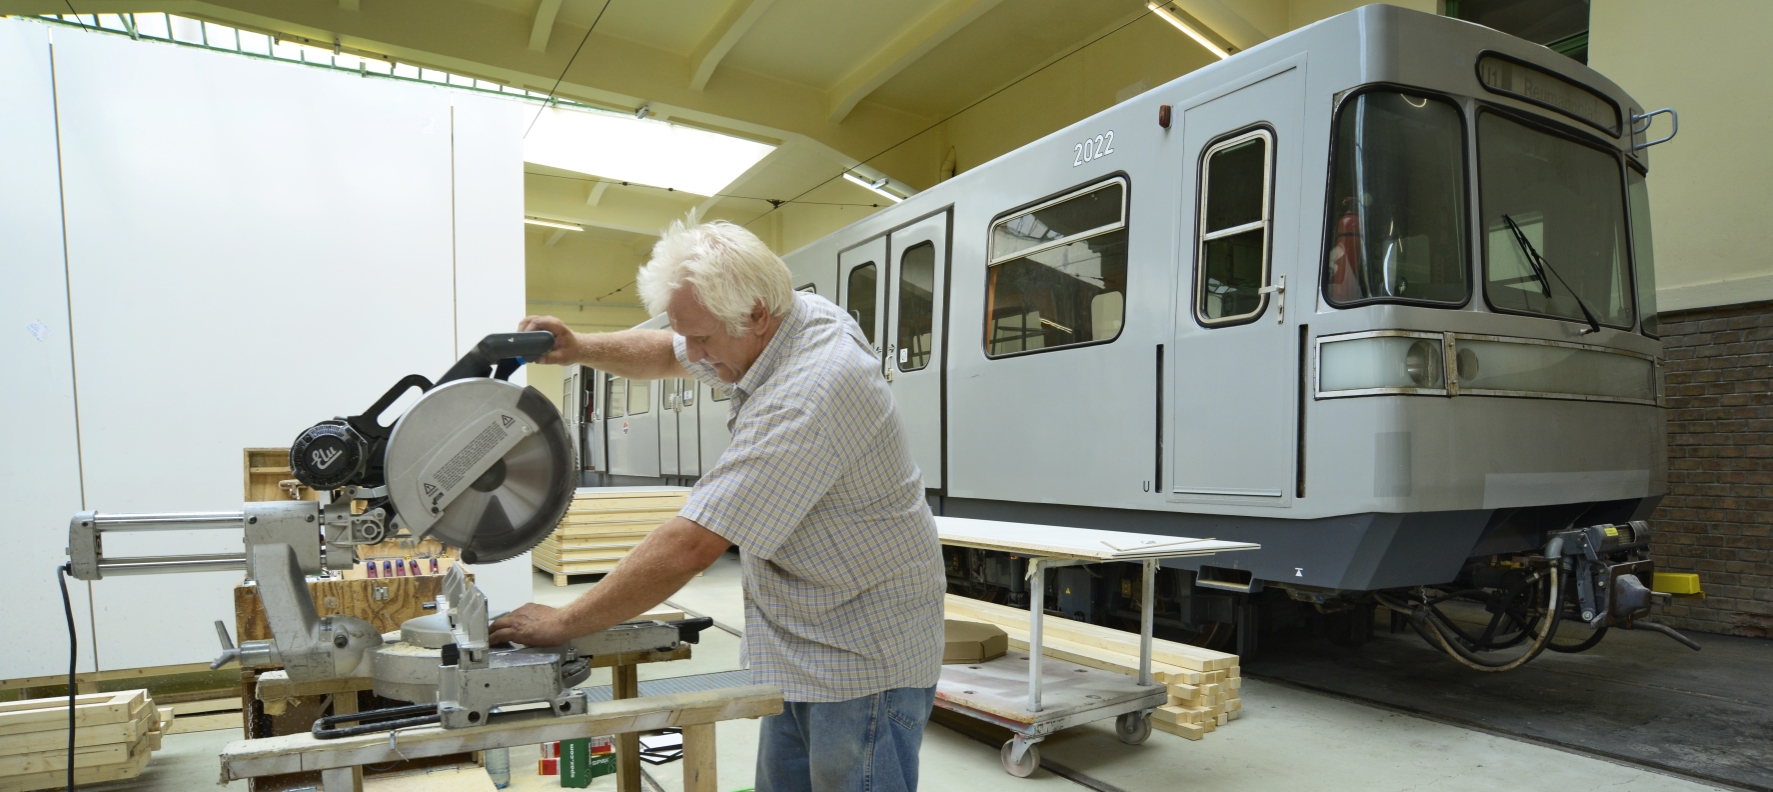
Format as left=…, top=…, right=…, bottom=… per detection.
left=1073, top=131, right=1115, bottom=166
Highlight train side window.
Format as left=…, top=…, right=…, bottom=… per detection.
left=898, top=243, right=935, bottom=370
left=627, top=379, right=651, bottom=415
left=985, top=177, right=1129, bottom=357
left=1324, top=91, right=1469, bottom=307
left=606, top=377, right=627, bottom=420
left=1195, top=130, right=1273, bottom=325
left=1626, top=167, right=1658, bottom=338
left=846, top=263, right=877, bottom=345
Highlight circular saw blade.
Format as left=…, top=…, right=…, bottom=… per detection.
left=385, top=379, right=574, bottom=564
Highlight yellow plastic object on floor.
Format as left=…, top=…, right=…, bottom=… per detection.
left=1653, top=572, right=1705, bottom=597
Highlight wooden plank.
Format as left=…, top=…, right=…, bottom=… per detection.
left=171, top=697, right=242, bottom=715
left=167, top=711, right=243, bottom=735
left=0, top=691, right=146, bottom=736
left=0, top=705, right=154, bottom=757
left=0, top=733, right=152, bottom=792
left=946, top=595, right=1238, bottom=672
left=0, top=739, right=129, bottom=776
left=546, top=532, right=653, bottom=546
left=1152, top=718, right=1213, bottom=741
left=253, top=673, right=376, bottom=703
left=681, top=721, right=716, bottom=792
left=613, top=665, right=640, bottom=792
left=220, top=685, right=784, bottom=780
left=536, top=547, right=638, bottom=563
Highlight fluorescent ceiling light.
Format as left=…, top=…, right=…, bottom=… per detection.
left=1148, top=2, right=1230, bottom=60
left=842, top=172, right=904, bottom=204
left=524, top=217, right=583, bottom=231
left=525, top=106, right=774, bottom=197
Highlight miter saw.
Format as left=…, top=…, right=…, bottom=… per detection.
left=65, top=331, right=711, bottom=734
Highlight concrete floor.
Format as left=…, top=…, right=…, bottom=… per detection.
left=87, top=553, right=1737, bottom=792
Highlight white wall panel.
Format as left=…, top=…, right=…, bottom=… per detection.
left=447, top=92, right=533, bottom=610
left=46, top=29, right=474, bottom=670
left=0, top=20, right=96, bottom=679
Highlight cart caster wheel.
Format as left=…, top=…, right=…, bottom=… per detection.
left=1115, top=712, right=1152, bottom=745
left=1000, top=740, right=1040, bottom=778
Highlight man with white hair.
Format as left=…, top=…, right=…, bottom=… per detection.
left=491, top=220, right=946, bottom=792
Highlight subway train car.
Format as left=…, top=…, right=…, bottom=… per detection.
left=567, top=4, right=1691, bottom=668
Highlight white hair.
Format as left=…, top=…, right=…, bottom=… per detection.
left=637, top=219, right=793, bottom=336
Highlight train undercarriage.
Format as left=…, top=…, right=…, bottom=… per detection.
left=943, top=520, right=1701, bottom=670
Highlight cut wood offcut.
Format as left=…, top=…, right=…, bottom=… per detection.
left=0, top=690, right=169, bottom=792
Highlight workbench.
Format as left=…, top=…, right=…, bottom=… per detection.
left=933, top=516, right=1258, bottom=777
left=222, top=684, right=782, bottom=792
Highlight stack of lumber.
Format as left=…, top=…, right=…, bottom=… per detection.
left=944, top=595, right=1243, bottom=741
left=535, top=488, right=691, bottom=586
left=0, top=690, right=170, bottom=791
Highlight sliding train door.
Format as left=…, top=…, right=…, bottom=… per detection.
left=885, top=213, right=948, bottom=490
left=674, top=379, right=701, bottom=476
left=1170, top=63, right=1304, bottom=505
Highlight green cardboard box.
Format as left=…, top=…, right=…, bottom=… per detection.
left=560, top=738, right=617, bottom=787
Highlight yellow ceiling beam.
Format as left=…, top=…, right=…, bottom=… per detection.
left=824, top=0, right=1003, bottom=124
left=527, top=0, right=562, bottom=53
left=688, top=0, right=777, bottom=91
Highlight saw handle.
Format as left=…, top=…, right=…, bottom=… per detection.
left=438, top=331, right=557, bottom=385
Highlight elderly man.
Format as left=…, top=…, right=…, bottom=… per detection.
left=490, top=220, right=946, bottom=792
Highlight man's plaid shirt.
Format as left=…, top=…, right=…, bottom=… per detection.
left=675, top=292, right=945, bottom=702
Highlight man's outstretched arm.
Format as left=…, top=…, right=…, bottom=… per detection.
left=518, top=315, right=689, bottom=380
left=488, top=516, right=730, bottom=646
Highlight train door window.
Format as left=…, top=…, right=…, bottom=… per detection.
left=1195, top=130, right=1272, bottom=325
left=1479, top=112, right=1633, bottom=329
left=627, top=378, right=651, bottom=415
left=898, top=243, right=935, bottom=370
left=1626, top=166, right=1658, bottom=337
left=985, top=177, right=1128, bottom=357
left=1323, top=91, right=1469, bottom=307
left=606, top=377, right=626, bottom=420
left=846, top=263, right=878, bottom=345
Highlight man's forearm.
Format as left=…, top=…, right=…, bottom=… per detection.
left=570, top=328, right=688, bottom=380
left=553, top=518, right=727, bottom=637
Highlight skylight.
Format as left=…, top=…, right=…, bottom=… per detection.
left=523, top=106, right=775, bottom=198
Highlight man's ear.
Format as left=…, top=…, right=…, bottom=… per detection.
left=749, top=302, right=770, bottom=336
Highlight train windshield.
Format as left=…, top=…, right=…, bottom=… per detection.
left=1479, top=112, right=1634, bottom=328
left=1627, top=167, right=1659, bottom=337
left=1324, top=91, right=1469, bottom=306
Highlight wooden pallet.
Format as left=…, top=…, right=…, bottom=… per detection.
left=536, top=488, right=691, bottom=586
left=943, top=595, right=1245, bottom=741
left=0, top=690, right=167, bottom=791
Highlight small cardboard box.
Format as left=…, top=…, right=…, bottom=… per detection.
left=944, top=619, right=1008, bottom=663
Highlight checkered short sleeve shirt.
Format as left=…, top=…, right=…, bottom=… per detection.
left=673, top=292, right=945, bottom=703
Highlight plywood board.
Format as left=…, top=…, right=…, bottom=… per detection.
left=234, top=576, right=451, bottom=646
left=935, top=517, right=1258, bottom=561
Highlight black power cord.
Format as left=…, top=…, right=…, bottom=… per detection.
left=58, top=563, right=78, bottom=791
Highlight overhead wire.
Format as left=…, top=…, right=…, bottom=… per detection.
left=523, top=0, right=614, bottom=139
left=740, top=6, right=1160, bottom=229
left=523, top=171, right=883, bottom=208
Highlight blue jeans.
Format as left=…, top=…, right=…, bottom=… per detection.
left=756, top=686, right=937, bottom=792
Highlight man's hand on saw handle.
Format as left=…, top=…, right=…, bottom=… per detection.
left=490, top=602, right=574, bottom=647
left=518, top=316, right=584, bottom=365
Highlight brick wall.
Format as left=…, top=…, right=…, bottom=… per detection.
left=1653, top=300, right=1773, bottom=638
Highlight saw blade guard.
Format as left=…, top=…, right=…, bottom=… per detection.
left=384, top=377, right=574, bottom=563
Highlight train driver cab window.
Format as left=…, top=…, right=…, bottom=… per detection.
left=1323, top=91, right=1469, bottom=306
left=627, top=378, right=651, bottom=415
left=1196, top=130, right=1273, bottom=324
left=846, top=263, right=877, bottom=345
left=1626, top=167, right=1658, bottom=337
left=985, top=177, right=1128, bottom=356
left=898, top=243, right=935, bottom=370
left=606, top=377, right=627, bottom=420
left=1479, top=112, right=1633, bottom=329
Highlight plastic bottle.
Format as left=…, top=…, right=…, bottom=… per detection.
left=485, top=747, right=511, bottom=788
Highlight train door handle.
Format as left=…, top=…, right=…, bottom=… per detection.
left=883, top=344, right=896, bottom=382
left=1259, top=275, right=1286, bottom=324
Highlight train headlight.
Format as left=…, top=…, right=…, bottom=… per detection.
left=1317, top=334, right=1447, bottom=394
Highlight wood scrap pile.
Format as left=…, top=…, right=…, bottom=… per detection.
left=944, top=595, right=1243, bottom=741
left=535, top=488, right=691, bottom=586
left=0, top=690, right=170, bottom=791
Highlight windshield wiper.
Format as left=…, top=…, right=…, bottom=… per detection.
left=1501, top=214, right=1602, bottom=335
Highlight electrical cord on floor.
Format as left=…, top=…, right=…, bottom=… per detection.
left=57, top=562, right=78, bottom=791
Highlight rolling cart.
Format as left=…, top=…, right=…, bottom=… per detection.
left=932, top=516, right=1258, bottom=777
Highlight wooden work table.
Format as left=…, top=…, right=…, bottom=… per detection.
left=223, top=685, right=782, bottom=792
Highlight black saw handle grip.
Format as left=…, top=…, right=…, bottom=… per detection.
left=438, top=331, right=557, bottom=385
